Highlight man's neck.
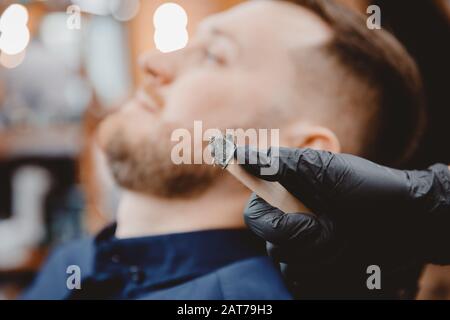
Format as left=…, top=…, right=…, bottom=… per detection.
left=115, top=176, right=250, bottom=239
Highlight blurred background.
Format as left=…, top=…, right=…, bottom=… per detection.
left=0, top=0, right=448, bottom=299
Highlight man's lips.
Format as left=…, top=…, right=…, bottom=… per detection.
left=134, top=88, right=161, bottom=113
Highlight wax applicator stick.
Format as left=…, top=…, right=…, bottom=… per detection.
left=208, top=134, right=313, bottom=215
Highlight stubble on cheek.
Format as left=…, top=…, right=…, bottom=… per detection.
left=100, top=118, right=222, bottom=198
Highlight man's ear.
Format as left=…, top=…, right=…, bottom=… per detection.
left=284, top=122, right=341, bottom=153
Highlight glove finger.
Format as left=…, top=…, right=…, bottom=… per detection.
left=266, top=213, right=336, bottom=265
left=235, top=145, right=300, bottom=181
left=244, top=193, right=322, bottom=246
left=236, top=146, right=337, bottom=211
left=235, top=145, right=336, bottom=182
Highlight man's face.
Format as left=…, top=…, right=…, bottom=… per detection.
left=97, top=0, right=332, bottom=197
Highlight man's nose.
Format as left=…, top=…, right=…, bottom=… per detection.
left=139, top=44, right=201, bottom=86
left=139, top=50, right=177, bottom=86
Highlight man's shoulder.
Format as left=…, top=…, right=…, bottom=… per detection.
left=43, top=237, right=95, bottom=271
left=140, top=256, right=292, bottom=300
left=21, top=237, right=95, bottom=300
left=214, top=256, right=292, bottom=300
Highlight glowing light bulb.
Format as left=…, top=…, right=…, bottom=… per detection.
left=0, top=4, right=28, bottom=28
left=153, top=3, right=188, bottom=53
left=0, top=50, right=26, bottom=69
left=110, top=0, right=141, bottom=22
left=0, top=4, right=30, bottom=55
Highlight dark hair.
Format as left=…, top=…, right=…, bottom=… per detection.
left=285, top=0, right=426, bottom=166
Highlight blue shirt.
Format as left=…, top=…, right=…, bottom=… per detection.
left=22, top=225, right=292, bottom=300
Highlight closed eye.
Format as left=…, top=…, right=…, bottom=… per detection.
left=204, top=47, right=226, bottom=65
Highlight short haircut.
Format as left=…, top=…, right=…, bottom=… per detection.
left=285, top=0, right=426, bottom=166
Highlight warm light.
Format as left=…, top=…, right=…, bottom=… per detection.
left=153, top=3, right=187, bottom=29
left=110, top=0, right=141, bottom=22
left=0, top=4, right=30, bottom=55
left=0, top=50, right=26, bottom=69
left=153, top=3, right=188, bottom=53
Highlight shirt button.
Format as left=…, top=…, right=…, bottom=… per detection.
left=111, top=254, right=120, bottom=263
left=129, top=266, right=145, bottom=284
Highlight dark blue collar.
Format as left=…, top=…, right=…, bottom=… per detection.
left=91, top=224, right=266, bottom=296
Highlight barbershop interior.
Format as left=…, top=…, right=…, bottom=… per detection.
left=0, top=0, right=449, bottom=300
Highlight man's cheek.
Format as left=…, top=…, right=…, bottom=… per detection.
left=96, top=113, right=123, bottom=150
left=97, top=109, right=152, bottom=148
left=165, top=86, right=233, bottom=123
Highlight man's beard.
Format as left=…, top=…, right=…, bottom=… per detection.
left=102, top=121, right=222, bottom=198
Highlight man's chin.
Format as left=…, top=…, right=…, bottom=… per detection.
left=111, top=159, right=222, bottom=199
left=96, top=113, right=124, bottom=153
left=100, top=121, right=222, bottom=199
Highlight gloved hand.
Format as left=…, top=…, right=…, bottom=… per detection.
left=237, top=146, right=450, bottom=265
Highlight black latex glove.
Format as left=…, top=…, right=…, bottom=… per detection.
left=244, top=193, right=338, bottom=265
left=238, top=146, right=450, bottom=265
